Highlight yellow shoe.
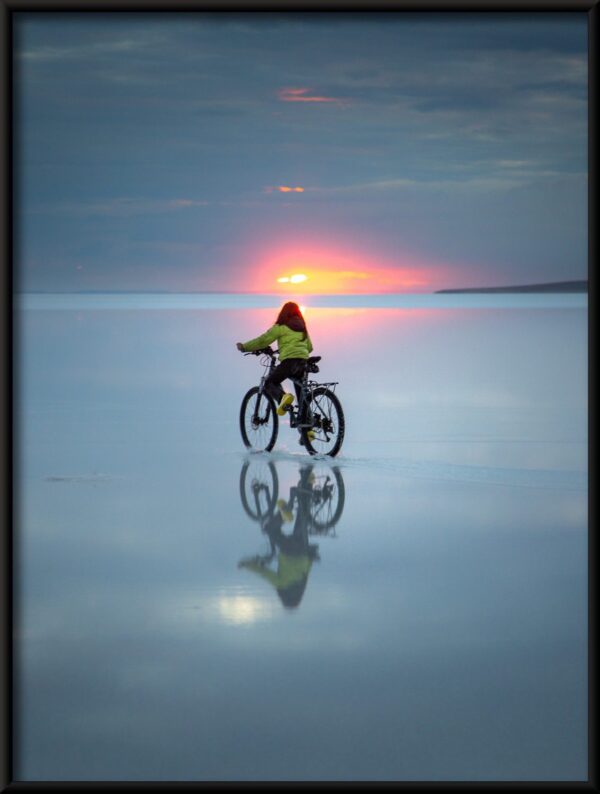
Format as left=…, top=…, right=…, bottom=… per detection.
left=306, top=429, right=317, bottom=442
left=276, top=393, right=294, bottom=416
left=277, top=499, right=294, bottom=522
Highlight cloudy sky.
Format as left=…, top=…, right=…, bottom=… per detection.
left=14, top=13, right=587, bottom=294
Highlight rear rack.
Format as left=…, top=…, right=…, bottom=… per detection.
left=308, top=381, right=339, bottom=391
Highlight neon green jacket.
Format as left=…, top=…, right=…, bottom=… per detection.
left=241, top=554, right=313, bottom=590
left=242, top=324, right=313, bottom=361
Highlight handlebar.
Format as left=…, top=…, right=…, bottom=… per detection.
left=242, top=346, right=277, bottom=358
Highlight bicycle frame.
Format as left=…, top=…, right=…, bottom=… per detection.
left=288, top=379, right=313, bottom=429
left=251, top=348, right=338, bottom=430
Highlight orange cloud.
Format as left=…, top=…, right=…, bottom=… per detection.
left=278, top=87, right=343, bottom=104
left=264, top=185, right=305, bottom=194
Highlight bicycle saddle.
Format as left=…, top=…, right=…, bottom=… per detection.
left=307, top=356, right=321, bottom=364
left=306, top=355, right=321, bottom=373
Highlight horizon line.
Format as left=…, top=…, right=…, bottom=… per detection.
left=14, top=278, right=589, bottom=298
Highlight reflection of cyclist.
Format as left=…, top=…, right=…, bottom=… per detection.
left=239, top=467, right=320, bottom=609
left=235, top=302, right=313, bottom=416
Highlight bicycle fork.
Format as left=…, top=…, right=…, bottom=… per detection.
left=253, top=373, right=272, bottom=424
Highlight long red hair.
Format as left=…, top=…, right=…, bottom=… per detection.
left=275, top=302, right=307, bottom=336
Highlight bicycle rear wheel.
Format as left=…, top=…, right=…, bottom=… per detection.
left=309, top=464, right=346, bottom=531
left=240, top=386, right=278, bottom=452
left=301, top=387, right=345, bottom=457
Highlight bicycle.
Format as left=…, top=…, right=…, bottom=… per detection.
left=239, top=346, right=345, bottom=457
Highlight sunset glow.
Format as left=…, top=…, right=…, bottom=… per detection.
left=255, top=242, right=434, bottom=294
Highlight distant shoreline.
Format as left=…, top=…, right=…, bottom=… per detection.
left=436, top=280, right=587, bottom=294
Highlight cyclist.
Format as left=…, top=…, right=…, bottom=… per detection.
left=236, top=302, right=313, bottom=416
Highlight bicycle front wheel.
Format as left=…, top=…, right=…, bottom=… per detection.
left=240, top=386, right=278, bottom=452
left=301, top=387, right=345, bottom=457
left=239, top=459, right=279, bottom=520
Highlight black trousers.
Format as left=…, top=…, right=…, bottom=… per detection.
left=264, top=358, right=306, bottom=404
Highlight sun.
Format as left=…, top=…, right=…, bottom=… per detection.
left=277, top=273, right=308, bottom=284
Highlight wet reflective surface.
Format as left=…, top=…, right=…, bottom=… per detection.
left=14, top=302, right=587, bottom=781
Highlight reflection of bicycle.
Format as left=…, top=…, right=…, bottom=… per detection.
left=239, top=458, right=345, bottom=536
left=239, top=347, right=345, bottom=457
left=238, top=459, right=346, bottom=609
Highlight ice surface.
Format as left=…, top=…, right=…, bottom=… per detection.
left=14, top=298, right=587, bottom=781
left=17, top=291, right=588, bottom=311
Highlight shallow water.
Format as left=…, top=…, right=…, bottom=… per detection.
left=14, top=298, right=587, bottom=781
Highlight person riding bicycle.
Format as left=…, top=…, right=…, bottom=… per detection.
left=236, top=302, right=313, bottom=416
